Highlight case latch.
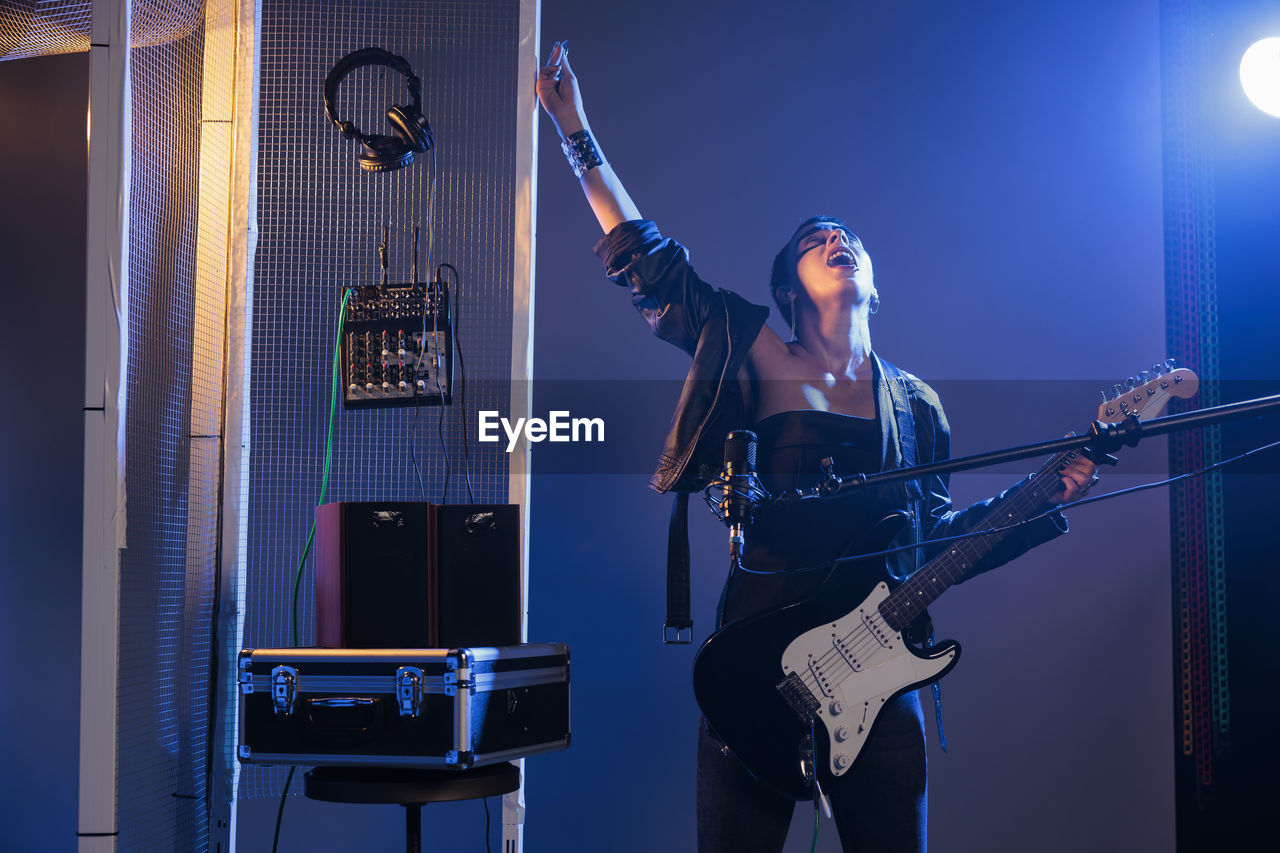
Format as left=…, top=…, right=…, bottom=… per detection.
left=396, top=666, right=424, bottom=717
left=271, top=665, right=298, bottom=715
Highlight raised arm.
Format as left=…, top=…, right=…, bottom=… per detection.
left=536, top=41, right=641, bottom=234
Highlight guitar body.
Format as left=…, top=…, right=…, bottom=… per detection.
left=693, top=557, right=960, bottom=801
left=692, top=363, right=1196, bottom=802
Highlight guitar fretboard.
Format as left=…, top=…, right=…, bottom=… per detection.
left=877, top=452, right=1068, bottom=632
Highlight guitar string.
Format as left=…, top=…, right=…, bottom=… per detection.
left=787, top=429, right=1280, bottom=586
left=738, top=446, right=1075, bottom=579
left=798, top=463, right=1060, bottom=696
left=806, top=432, right=1223, bottom=694
left=798, top=452, right=1067, bottom=694
left=794, top=437, right=1280, bottom=702
left=792, top=378, right=1192, bottom=713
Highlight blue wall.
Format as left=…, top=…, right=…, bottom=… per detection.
left=526, top=1, right=1171, bottom=851
left=0, top=52, right=87, bottom=853
left=1175, top=1, right=1280, bottom=847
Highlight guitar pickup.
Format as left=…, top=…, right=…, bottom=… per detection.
left=832, top=633, right=865, bottom=672
left=805, top=656, right=835, bottom=698
left=860, top=609, right=894, bottom=649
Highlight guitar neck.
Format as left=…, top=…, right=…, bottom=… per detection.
left=877, top=452, right=1068, bottom=632
left=872, top=365, right=1196, bottom=632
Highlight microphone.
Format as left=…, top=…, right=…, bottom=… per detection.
left=720, top=430, right=764, bottom=566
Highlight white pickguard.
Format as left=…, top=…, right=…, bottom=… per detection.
left=779, top=582, right=956, bottom=777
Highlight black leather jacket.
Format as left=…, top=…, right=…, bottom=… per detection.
left=595, top=219, right=1067, bottom=583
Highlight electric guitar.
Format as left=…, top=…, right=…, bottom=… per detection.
left=691, top=365, right=1198, bottom=801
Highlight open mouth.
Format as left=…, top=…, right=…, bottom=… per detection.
left=827, top=249, right=857, bottom=268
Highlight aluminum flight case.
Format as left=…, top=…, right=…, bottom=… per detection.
left=239, top=643, right=569, bottom=769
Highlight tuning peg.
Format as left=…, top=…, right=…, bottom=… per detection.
left=1126, top=377, right=1138, bottom=390
left=1140, top=370, right=1153, bottom=384
left=1164, top=358, right=1176, bottom=372
left=1098, top=389, right=1109, bottom=404
left=1111, top=383, right=1125, bottom=398
left=1151, top=363, right=1164, bottom=377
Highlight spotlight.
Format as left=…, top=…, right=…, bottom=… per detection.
left=1240, top=37, right=1280, bottom=118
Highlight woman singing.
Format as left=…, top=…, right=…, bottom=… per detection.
left=537, top=40, right=1097, bottom=853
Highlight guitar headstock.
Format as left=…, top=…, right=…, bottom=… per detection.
left=1097, top=359, right=1199, bottom=424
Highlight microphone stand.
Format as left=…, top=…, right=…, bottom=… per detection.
left=772, top=393, right=1280, bottom=504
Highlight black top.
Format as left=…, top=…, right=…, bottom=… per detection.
left=752, top=408, right=882, bottom=492
left=724, top=409, right=891, bottom=624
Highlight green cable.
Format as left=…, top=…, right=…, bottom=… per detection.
left=289, top=287, right=351, bottom=645
left=274, top=288, right=352, bottom=853
left=810, top=801, right=819, bottom=853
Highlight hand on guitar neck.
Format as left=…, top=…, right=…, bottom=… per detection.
left=1051, top=450, right=1098, bottom=503
left=692, top=362, right=1200, bottom=800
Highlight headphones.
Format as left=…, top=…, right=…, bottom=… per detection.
left=324, top=47, right=434, bottom=173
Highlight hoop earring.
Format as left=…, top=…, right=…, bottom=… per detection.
left=869, top=292, right=880, bottom=316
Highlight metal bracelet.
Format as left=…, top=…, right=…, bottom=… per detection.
left=560, top=129, right=603, bottom=179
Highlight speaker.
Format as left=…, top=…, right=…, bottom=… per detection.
left=429, top=504, right=522, bottom=648
left=315, top=502, right=521, bottom=648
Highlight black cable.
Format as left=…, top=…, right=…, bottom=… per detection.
left=408, top=286, right=428, bottom=502
left=426, top=147, right=445, bottom=501
left=437, top=263, right=474, bottom=503
left=426, top=145, right=436, bottom=295
left=433, top=290, right=452, bottom=502
left=731, top=437, right=1280, bottom=577
left=483, top=797, right=492, bottom=853
left=405, top=146, right=455, bottom=503
left=409, top=144, right=437, bottom=499
left=409, top=222, right=426, bottom=500
left=270, top=766, right=295, bottom=853
left=411, top=223, right=419, bottom=286
left=409, top=293, right=429, bottom=500
left=408, top=276, right=450, bottom=503
left=272, top=289, right=351, bottom=851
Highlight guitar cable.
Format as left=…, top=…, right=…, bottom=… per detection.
left=435, top=262, right=475, bottom=502
left=802, top=724, right=824, bottom=853
left=728, top=436, right=1280, bottom=577
left=272, top=287, right=353, bottom=853
left=808, top=717, right=833, bottom=819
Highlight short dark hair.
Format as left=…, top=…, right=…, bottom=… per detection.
left=769, top=215, right=864, bottom=326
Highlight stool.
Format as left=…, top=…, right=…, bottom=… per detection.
left=304, top=763, right=520, bottom=853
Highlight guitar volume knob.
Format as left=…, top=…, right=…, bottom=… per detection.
left=835, top=726, right=850, bottom=742
left=829, top=701, right=844, bottom=716
left=834, top=753, right=851, bottom=770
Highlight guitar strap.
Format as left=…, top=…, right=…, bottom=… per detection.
left=887, top=375, right=925, bottom=528
left=663, top=491, right=693, bottom=644
left=886, top=373, right=948, bottom=752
